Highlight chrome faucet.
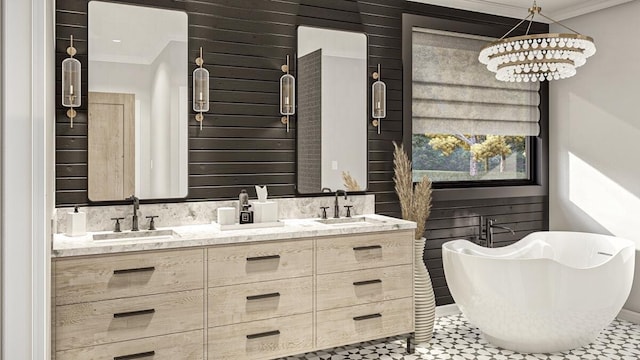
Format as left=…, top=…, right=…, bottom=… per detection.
left=334, top=190, right=348, bottom=218
left=126, top=195, right=140, bottom=231
left=478, top=216, right=515, bottom=248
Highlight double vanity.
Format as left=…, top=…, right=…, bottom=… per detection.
left=53, top=1, right=415, bottom=358
left=52, top=210, right=416, bottom=360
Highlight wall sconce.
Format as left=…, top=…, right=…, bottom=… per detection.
left=193, top=47, right=210, bottom=130
left=280, top=55, right=295, bottom=133
left=371, top=64, right=386, bottom=134
left=62, top=35, right=81, bottom=128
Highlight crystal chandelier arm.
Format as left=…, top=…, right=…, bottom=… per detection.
left=525, top=12, right=535, bottom=35
left=537, top=12, right=582, bottom=34
left=499, top=12, right=534, bottom=40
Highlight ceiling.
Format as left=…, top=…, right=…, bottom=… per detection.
left=88, top=1, right=187, bottom=64
left=409, top=0, right=635, bottom=21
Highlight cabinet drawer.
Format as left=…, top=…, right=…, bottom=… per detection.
left=316, top=298, right=413, bottom=350
left=208, top=313, right=313, bottom=360
left=56, top=330, right=204, bottom=360
left=209, top=276, right=312, bottom=326
left=317, top=265, right=413, bottom=310
left=55, top=289, right=203, bottom=351
left=316, top=231, right=413, bottom=274
left=54, top=249, right=204, bottom=305
left=208, top=240, right=312, bottom=286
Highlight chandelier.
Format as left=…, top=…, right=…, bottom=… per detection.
left=479, top=1, right=596, bottom=82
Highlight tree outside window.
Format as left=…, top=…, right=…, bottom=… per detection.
left=412, top=134, right=527, bottom=183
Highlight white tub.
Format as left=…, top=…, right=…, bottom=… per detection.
left=442, top=231, right=635, bottom=353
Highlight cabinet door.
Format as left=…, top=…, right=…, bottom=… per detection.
left=208, top=313, right=313, bottom=360
left=55, top=249, right=204, bottom=305
left=208, top=240, right=312, bottom=286
left=209, top=276, right=312, bottom=326
left=56, top=330, right=204, bottom=360
left=316, top=231, right=413, bottom=274
left=316, top=264, right=413, bottom=310
left=55, top=289, right=203, bottom=350
left=316, top=298, right=414, bottom=350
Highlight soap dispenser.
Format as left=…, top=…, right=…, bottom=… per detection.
left=66, top=205, right=86, bottom=237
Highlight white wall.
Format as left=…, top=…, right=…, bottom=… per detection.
left=549, top=1, right=640, bottom=312
left=321, top=55, right=367, bottom=191
left=149, top=40, right=187, bottom=198
left=1, top=0, right=53, bottom=358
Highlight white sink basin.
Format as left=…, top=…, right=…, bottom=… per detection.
left=92, top=229, right=179, bottom=242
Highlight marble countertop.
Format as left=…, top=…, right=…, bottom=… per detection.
left=52, top=214, right=417, bottom=258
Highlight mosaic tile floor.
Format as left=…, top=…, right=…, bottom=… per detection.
left=280, top=313, right=640, bottom=360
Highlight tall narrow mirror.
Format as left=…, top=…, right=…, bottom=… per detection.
left=88, top=1, right=188, bottom=201
left=296, top=26, right=368, bottom=193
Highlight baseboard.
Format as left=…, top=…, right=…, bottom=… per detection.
left=435, top=303, right=460, bottom=317
left=617, top=308, right=640, bottom=324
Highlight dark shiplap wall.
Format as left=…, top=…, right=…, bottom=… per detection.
left=55, top=0, right=549, bottom=305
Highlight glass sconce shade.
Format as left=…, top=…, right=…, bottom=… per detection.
left=62, top=57, right=81, bottom=107
left=192, top=67, right=210, bottom=112
left=372, top=80, right=386, bottom=119
left=280, top=73, right=295, bottom=116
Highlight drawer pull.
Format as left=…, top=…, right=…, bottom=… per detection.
left=353, top=313, right=382, bottom=321
left=246, top=292, right=281, bottom=301
left=113, top=266, right=155, bottom=275
left=246, top=255, right=280, bottom=262
left=114, top=351, right=155, bottom=360
left=113, top=309, right=156, bottom=318
left=353, top=279, right=382, bottom=286
left=246, top=330, right=280, bottom=339
left=353, top=245, right=382, bottom=251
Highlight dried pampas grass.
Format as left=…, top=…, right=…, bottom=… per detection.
left=341, top=171, right=361, bottom=191
left=393, top=142, right=432, bottom=240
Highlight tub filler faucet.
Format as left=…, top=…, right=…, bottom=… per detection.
left=477, top=216, right=515, bottom=248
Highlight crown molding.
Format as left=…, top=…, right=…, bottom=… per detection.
left=407, top=0, right=543, bottom=21
left=551, top=0, right=633, bottom=20
left=408, top=0, right=634, bottom=22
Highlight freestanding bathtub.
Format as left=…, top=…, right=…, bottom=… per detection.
left=442, top=231, right=635, bottom=353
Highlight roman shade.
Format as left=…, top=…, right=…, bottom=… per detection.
left=412, top=28, right=540, bottom=136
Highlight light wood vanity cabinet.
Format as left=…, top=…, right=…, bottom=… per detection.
left=53, top=229, right=414, bottom=360
left=53, top=249, right=205, bottom=360
left=315, top=231, right=414, bottom=350
left=207, top=240, right=315, bottom=359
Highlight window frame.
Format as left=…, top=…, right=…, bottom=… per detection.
left=402, top=13, right=548, bottom=201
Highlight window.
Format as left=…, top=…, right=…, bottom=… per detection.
left=412, top=134, right=528, bottom=183
left=411, top=28, right=540, bottom=185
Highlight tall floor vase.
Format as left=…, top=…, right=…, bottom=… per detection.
left=414, top=237, right=436, bottom=344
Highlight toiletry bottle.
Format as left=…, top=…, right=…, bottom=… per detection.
left=239, top=204, right=254, bottom=224
left=239, top=189, right=249, bottom=208
left=238, top=189, right=253, bottom=224
left=66, top=205, right=86, bottom=236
